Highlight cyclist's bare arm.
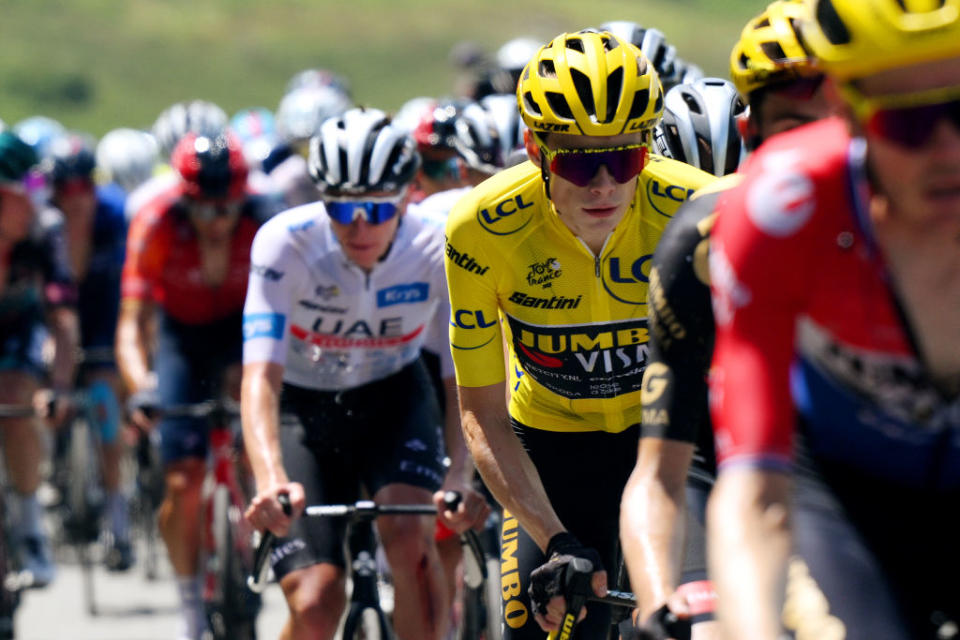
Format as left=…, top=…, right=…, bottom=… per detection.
left=240, top=360, right=305, bottom=535
left=458, top=382, right=563, bottom=551
left=47, top=305, right=79, bottom=392
left=433, top=374, right=491, bottom=532
left=620, top=437, right=694, bottom=620
left=116, top=297, right=155, bottom=393
left=707, top=469, right=790, bottom=640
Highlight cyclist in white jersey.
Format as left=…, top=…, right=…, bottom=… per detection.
left=241, top=107, right=488, bottom=640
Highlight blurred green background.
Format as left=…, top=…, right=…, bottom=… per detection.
left=0, top=0, right=764, bottom=136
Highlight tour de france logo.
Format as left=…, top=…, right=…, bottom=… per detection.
left=526, top=258, right=562, bottom=288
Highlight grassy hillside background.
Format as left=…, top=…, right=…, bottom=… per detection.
left=0, top=0, right=764, bottom=136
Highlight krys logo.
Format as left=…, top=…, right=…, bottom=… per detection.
left=477, top=194, right=535, bottom=235
left=526, top=257, right=561, bottom=288
left=601, top=254, right=654, bottom=305
left=647, top=179, right=696, bottom=217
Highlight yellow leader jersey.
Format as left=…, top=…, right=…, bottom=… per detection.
left=445, top=157, right=715, bottom=433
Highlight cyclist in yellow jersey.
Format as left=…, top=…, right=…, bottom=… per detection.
left=444, top=30, right=714, bottom=639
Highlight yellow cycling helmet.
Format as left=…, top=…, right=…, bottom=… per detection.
left=801, top=0, right=960, bottom=80
left=730, top=0, right=817, bottom=98
left=517, top=30, right=664, bottom=137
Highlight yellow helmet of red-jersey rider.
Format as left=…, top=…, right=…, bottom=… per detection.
left=801, top=0, right=960, bottom=80
left=730, top=0, right=817, bottom=99
left=517, top=30, right=664, bottom=137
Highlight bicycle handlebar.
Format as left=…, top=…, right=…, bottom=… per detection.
left=247, top=493, right=464, bottom=594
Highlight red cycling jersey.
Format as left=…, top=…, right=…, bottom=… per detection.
left=120, top=187, right=260, bottom=325
left=709, top=117, right=960, bottom=488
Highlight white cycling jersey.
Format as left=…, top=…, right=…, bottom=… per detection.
left=242, top=203, right=453, bottom=390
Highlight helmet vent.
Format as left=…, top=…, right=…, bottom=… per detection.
left=523, top=92, right=543, bottom=117
left=654, top=91, right=663, bottom=114
left=570, top=68, right=596, bottom=118
left=603, top=35, right=618, bottom=52
left=628, top=89, right=651, bottom=120
left=539, top=59, right=558, bottom=79
left=566, top=37, right=585, bottom=53
left=682, top=92, right=703, bottom=115
left=788, top=19, right=815, bottom=56
left=755, top=17, right=771, bottom=28
left=606, top=67, right=624, bottom=122
left=696, top=134, right=714, bottom=176
left=546, top=92, right=574, bottom=120
left=816, top=0, right=852, bottom=45
left=760, top=41, right=788, bottom=62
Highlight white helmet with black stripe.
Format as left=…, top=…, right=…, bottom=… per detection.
left=308, top=107, right=421, bottom=197
left=152, top=100, right=228, bottom=160
left=452, top=93, right=526, bottom=175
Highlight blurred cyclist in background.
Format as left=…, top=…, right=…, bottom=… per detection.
left=0, top=130, right=79, bottom=588
left=117, top=132, right=274, bottom=640
left=45, top=132, right=133, bottom=571
left=95, top=127, right=160, bottom=197
left=125, top=100, right=229, bottom=222
left=270, top=85, right=352, bottom=208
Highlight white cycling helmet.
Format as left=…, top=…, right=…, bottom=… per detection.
left=308, top=107, right=420, bottom=197
left=496, top=37, right=542, bottom=76
left=152, top=100, right=228, bottom=160
left=452, top=94, right=525, bottom=174
left=276, top=86, right=353, bottom=145
left=673, top=58, right=705, bottom=86
left=96, top=128, right=159, bottom=193
left=599, top=22, right=679, bottom=88
left=654, top=78, right=746, bottom=177
left=13, top=115, right=66, bottom=160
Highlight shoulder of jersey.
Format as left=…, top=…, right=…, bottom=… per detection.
left=639, top=155, right=717, bottom=220
left=446, top=161, right=541, bottom=236
left=257, top=201, right=326, bottom=240
left=644, top=154, right=717, bottom=189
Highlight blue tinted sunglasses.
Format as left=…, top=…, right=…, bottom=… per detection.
left=325, top=200, right=402, bottom=225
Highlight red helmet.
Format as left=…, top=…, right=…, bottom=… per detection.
left=171, top=132, right=248, bottom=201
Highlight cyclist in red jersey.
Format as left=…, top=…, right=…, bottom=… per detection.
left=707, top=2, right=960, bottom=638
left=116, top=132, right=274, bottom=640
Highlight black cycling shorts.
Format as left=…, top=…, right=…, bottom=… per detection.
left=270, top=358, right=447, bottom=580
left=500, top=421, right=640, bottom=640
left=785, top=435, right=960, bottom=640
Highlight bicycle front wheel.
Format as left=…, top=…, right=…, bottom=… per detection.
left=205, top=485, right=258, bottom=640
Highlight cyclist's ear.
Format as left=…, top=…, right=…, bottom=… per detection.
left=524, top=128, right=543, bottom=168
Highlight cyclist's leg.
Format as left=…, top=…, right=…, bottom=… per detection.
left=790, top=452, right=960, bottom=640
left=273, top=386, right=359, bottom=640
left=361, top=359, right=449, bottom=640
left=0, top=324, right=56, bottom=586
left=83, top=369, right=133, bottom=569
left=374, top=482, right=448, bottom=640
left=155, top=314, right=221, bottom=640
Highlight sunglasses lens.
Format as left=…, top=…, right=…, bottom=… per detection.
left=190, top=201, right=240, bottom=221
left=550, top=147, right=648, bottom=187
left=325, top=201, right=401, bottom=225
left=867, top=100, right=960, bottom=149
